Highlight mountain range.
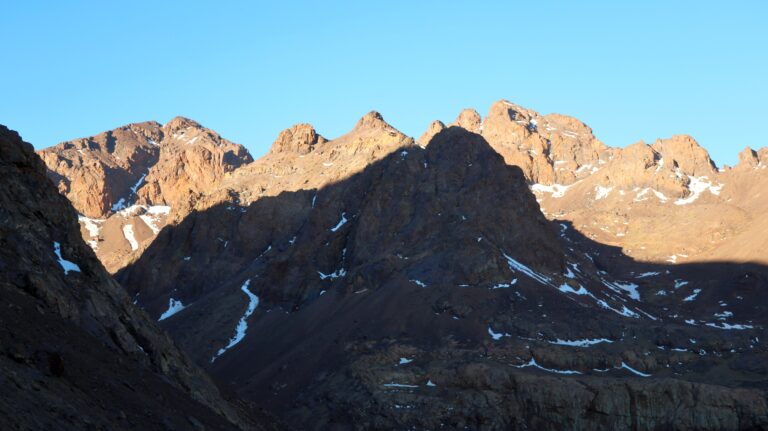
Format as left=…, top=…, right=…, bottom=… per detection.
left=1, top=99, right=766, bottom=429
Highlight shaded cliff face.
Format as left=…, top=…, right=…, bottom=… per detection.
left=38, top=117, right=252, bottom=272
left=117, top=124, right=768, bottom=430
left=0, top=125, right=272, bottom=430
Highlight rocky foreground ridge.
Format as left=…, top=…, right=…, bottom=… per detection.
left=0, top=125, right=277, bottom=430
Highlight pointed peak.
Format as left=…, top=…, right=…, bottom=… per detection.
left=487, top=99, right=539, bottom=120
left=417, top=120, right=446, bottom=147
left=450, top=108, right=482, bottom=133
left=736, top=146, right=759, bottom=169
left=650, top=135, right=717, bottom=175
left=354, top=111, right=390, bottom=131
left=164, top=116, right=202, bottom=133
left=270, top=123, right=327, bottom=155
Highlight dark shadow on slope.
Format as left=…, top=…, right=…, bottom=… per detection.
left=116, top=127, right=768, bottom=429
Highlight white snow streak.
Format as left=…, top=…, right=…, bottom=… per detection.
left=530, top=183, right=573, bottom=198
left=158, top=298, right=186, bottom=321
left=514, top=358, right=582, bottom=375
left=550, top=338, right=613, bottom=347
left=122, top=224, right=139, bottom=251
left=329, top=212, right=348, bottom=232
left=213, top=280, right=260, bottom=360
left=53, top=242, right=81, bottom=274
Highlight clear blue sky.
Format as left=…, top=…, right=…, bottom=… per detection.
left=2, top=1, right=766, bottom=167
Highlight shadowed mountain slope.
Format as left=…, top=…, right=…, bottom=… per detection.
left=118, top=127, right=768, bottom=430
left=0, top=125, right=278, bottom=430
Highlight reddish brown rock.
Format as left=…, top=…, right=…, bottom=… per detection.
left=268, top=123, right=327, bottom=155
left=417, top=120, right=445, bottom=147
left=450, top=108, right=482, bottom=133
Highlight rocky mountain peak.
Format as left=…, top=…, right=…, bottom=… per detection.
left=736, top=146, right=760, bottom=169
left=353, top=110, right=390, bottom=131
left=164, top=116, right=203, bottom=134
left=269, top=123, right=327, bottom=155
left=650, top=134, right=717, bottom=176
left=450, top=108, right=482, bottom=133
left=417, top=120, right=446, bottom=147
left=487, top=99, right=537, bottom=121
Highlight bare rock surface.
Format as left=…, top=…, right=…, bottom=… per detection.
left=38, top=117, right=252, bottom=272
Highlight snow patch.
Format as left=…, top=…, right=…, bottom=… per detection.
left=514, top=357, right=582, bottom=375
left=122, top=224, right=139, bottom=251
left=503, top=253, right=552, bottom=287
left=318, top=268, right=347, bottom=280
left=550, top=338, right=613, bottom=347
left=53, top=242, right=81, bottom=274
left=705, top=322, right=754, bottom=330
left=683, top=289, right=701, bottom=302
left=158, top=298, right=186, bottom=321
left=488, top=326, right=510, bottom=341
left=602, top=279, right=641, bottom=300
left=383, top=383, right=418, bottom=389
left=213, top=280, right=260, bottom=360
left=620, top=361, right=651, bottom=377
left=674, top=176, right=723, bottom=205
left=594, top=185, right=613, bottom=200
left=78, top=216, right=104, bottom=237
left=558, top=283, right=591, bottom=296
left=530, top=183, right=573, bottom=198
left=329, top=212, right=348, bottom=232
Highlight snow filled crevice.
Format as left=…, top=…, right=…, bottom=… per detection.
left=329, top=212, right=348, bottom=232
left=549, top=338, right=613, bottom=347
left=158, top=298, right=186, bottom=321
left=212, top=279, right=260, bottom=361
left=593, top=362, right=651, bottom=377
left=122, top=224, right=139, bottom=251
left=503, top=253, right=553, bottom=287
left=53, top=242, right=81, bottom=274
left=601, top=279, right=641, bottom=301
left=514, top=357, right=582, bottom=375
left=111, top=173, right=149, bottom=212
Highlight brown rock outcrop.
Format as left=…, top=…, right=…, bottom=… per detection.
left=268, top=123, right=327, bottom=155
left=450, top=108, right=482, bottom=133
left=417, top=120, right=445, bottom=147
left=38, top=117, right=253, bottom=273
left=38, top=117, right=253, bottom=219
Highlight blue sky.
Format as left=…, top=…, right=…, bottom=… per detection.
left=2, top=1, right=766, bottom=166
